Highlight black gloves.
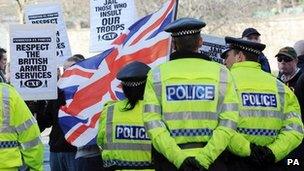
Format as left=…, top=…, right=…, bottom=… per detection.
left=249, top=143, right=276, bottom=167
left=179, top=157, right=206, bottom=171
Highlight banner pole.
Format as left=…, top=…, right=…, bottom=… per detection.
left=174, top=0, right=179, bottom=20
left=168, top=0, right=179, bottom=57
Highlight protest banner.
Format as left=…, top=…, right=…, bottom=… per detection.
left=199, top=34, right=227, bottom=64
left=25, top=3, right=72, bottom=66
left=90, top=0, right=137, bottom=52
left=9, top=24, right=57, bottom=100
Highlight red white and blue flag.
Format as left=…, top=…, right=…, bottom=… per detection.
left=58, top=0, right=177, bottom=147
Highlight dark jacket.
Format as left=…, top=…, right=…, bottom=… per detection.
left=258, top=53, right=271, bottom=73
left=0, top=70, right=6, bottom=83
left=287, top=72, right=304, bottom=171
left=297, top=55, right=304, bottom=70
left=295, top=73, right=304, bottom=122
left=278, top=69, right=302, bottom=91
left=25, top=100, right=48, bottom=132
left=43, top=89, right=77, bottom=152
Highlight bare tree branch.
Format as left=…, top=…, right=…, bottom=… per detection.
left=2, top=0, right=287, bottom=31
left=15, top=0, right=22, bottom=11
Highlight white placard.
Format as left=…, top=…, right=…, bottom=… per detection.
left=199, top=34, right=227, bottom=64
left=90, top=0, right=137, bottom=52
left=9, top=24, right=58, bottom=100
left=25, top=3, right=72, bottom=66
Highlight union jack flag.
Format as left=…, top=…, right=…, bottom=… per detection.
left=58, top=0, right=177, bottom=147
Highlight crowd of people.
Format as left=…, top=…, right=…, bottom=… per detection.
left=0, top=16, right=304, bottom=171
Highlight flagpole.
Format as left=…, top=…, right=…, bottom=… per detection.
left=168, top=0, right=179, bottom=56
left=174, top=0, right=179, bottom=20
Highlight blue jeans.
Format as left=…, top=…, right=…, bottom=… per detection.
left=50, top=152, right=79, bottom=171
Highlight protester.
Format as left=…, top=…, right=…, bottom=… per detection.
left=0, top=83, right=44, bottom=170
left=289, top=71, right=304, bottom=171
left=143, top=18, right=239, bottom=171
left=275, top=47, right=304, bottom=171
left=241, top=28, right=271, bottom=73
left=289, top=41, right=304, bottom=170
left=97, top=61, right=153, bottom=170
left=276, top=47, right=302, bottom=91
left=63, top=54, right=104, bottom=171
left=293, top=40, right=304, bottom=70
left=41, top=55, right=85, bottom=171
left=221, top=36, right=303, bottom=171
left=295, top=75, right=304, bottom=127
left=57, top=54, right=105, bottom=171
left=0, top=47, right=7, bottom=82
left=25, top=100, right=48, bottom=132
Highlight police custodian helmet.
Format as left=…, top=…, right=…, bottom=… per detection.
left=165, top=17, right=206, bottom=37
left=116, top=61, right=151, bottom=87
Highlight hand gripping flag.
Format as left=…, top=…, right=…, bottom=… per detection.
left=58, top=0, right=177, bottom=147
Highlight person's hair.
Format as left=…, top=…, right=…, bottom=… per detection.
left=67, top=54, right=85, bottom=63
left=242, top=51, right=259, bottom=62
left=230, top=49, right=240, bottom=56
left=0, top=48, right=7, bottom=60
left=73, top=54, right=85, bottom=61
left=173, top=33, right=201, bottom=51
left=122, top=79, right=147, bottom=111
left=233, top=49, right=258, bottom=62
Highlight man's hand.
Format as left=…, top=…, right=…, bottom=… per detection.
left=179, top=157, right=206, bottom=171
left=249, top=143, right=275, bottom=167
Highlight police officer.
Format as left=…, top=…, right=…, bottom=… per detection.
left=221, top=36, right=304, bottom=171
left=0, top=83, right=43, bottom=170
left=143, top=18, right=239, bottom=171
left=97, top=61, right=153, bottom=170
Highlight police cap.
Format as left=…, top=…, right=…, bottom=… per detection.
left=223, top=36, right=266, bottom=58
left=165, top=17, right=206, bottom=37
left=116, top=61, right=151, bottom=87
left=242, top=27, right=261, bottom=38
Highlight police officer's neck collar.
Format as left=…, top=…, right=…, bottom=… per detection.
left=170, top=50, right=210, bottom=61
left=231, top=61, right=261, bottom=69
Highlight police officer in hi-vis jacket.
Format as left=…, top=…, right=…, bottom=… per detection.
left=143, top=18, right=239, bottom=171
left=97, top=61, right=153, bottom=171
left=221, top=36, right=304, bottom=171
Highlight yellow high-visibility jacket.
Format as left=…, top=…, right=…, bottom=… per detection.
left=143, top=58, right=239, bottom=169
left=97, top=100, right=153, bottom=169
left=0, top=83, right=43, bottom=171
left=228, top=61, right=304, bottom=162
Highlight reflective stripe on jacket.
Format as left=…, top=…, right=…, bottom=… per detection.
left=0, top=83, right=43, bottom=170
left=143, top=58, right=239, bottom=169
left=228, top=61, right=304, bottom=161
left=97, top=100, right=153, bottom=169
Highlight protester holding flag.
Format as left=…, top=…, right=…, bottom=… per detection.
left=58, top=0, right=176, bottom=150
left=143, top=18, right=239, bottom=171
left=44, top=55, right=85, bottom=171
left=97, top=61, right=153, bottom=170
